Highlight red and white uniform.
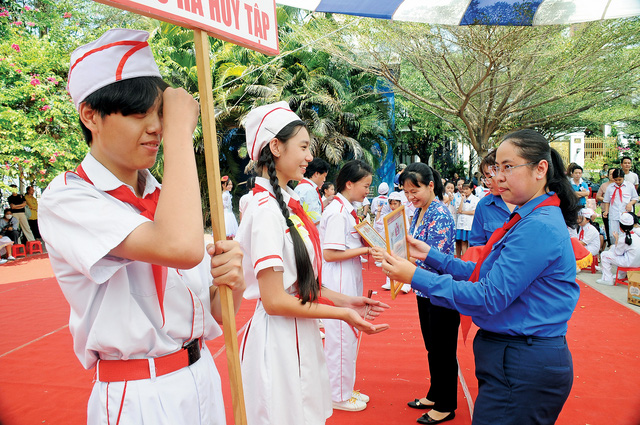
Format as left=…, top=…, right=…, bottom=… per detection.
left=39, top=154, right=226, bottom=425
left=236, top=177, right=332, bottom=425
left=319, top=193, right=363, bottom=402
left=604, top=181, right=639, bottom=244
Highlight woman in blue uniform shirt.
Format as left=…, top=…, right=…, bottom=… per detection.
left=381, top=129, right=581, bottom=425
left=469, top=150, right=514, bottom=247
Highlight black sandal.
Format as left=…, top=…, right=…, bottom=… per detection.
left=407, top=398, right=435, bottom=409
left=417, top=411, right=455, bottom=424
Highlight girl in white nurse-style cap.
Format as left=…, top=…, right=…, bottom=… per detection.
left=235, top=101, right=390, bottom=424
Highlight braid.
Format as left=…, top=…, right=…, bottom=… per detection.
left=258, top=146, right=319, bottom=304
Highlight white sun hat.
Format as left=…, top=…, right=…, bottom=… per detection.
left=67, top=28, right=162, bottom=110
left=244, top=101, right=302, bottom=161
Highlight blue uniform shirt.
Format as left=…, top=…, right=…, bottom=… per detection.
left=469, top=194, right=511, bottom=246
left=411, top=192, right=580, bottom=337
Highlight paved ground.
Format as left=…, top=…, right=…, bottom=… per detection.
left=577, top=266, right=640, bottom=314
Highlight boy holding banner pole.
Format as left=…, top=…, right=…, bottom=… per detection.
left=39, top=29, right=245, bottom=424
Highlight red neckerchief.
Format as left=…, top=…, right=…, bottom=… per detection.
left=76, top=164, right=168, bottom=326
left=579, top=227, right=584, bottom=241
left=298, top=178, right=324, bottom=212
left=334, top=195, right=360, bottom=224
left=253, top=184, right=324, bottom=288
left=611, top=184, right=623, bottom=204
left=469, top=194, right=561, bottom=282
left=458, top=194, right=561, bottom=343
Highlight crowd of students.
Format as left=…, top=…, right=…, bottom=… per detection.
left=30, top=27, right=637, bottom=425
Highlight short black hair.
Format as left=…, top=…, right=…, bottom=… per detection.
left=9, top=184, right=17, bottom=188
left=79, top=76, right=169, bottom=146
left=4, top=208, right=11, bottom=215
left=621, top=156, right=633, bottom=163
left=304, top=158, right=330, bottom=178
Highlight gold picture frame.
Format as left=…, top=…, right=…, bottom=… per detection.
left=355, top=220, right=387, bottom=249
left=383, top=205, right=409, bottom=299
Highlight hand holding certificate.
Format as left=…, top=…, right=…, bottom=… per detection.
left=383, top=206, right=409, bottom=299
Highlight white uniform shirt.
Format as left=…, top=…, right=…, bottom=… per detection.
left=238, top=192, right=253, bottom=218
left=604, top=181, right=639, bottom=220
left=577, top=222, right=601, bottom=257
left=624, top=171, right=639, bottom=188
left=39, top=154, right=221, bottom=369
left=321, top=193, right=363, bottom=253
left=457, top=194, right=479, bottom=231
left=237, top=177, right=318, bottom=300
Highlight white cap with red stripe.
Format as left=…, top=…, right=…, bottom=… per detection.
left=67, top=28, right=162, bottom=110
left=243, top=101, right=302, bottom=161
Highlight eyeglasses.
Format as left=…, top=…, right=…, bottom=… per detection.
left=488, top=162, right=537, bottom=177
left=481, top=177, right=492, bottom=185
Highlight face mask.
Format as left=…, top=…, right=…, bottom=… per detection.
left=5, top=215, right=11, bottom=220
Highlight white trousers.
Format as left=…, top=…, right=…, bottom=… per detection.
left=323, top=317, right=358, bottom=402
left=600, top=249, right=633, bottom=283
left=14, top=212, right=34, bottom=242
left=87, top=345, right=225, bottom=425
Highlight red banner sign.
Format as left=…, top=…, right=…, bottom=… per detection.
left=96, top=0, right=279, bottom=55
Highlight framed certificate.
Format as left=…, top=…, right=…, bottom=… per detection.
left=383, top=205, right=409, bottom=299
left=355, top=220, right=387, bottom=249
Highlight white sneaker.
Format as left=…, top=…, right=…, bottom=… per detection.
left=7, top=256, right=15, bottom=261
left=381, top=282, right=391, bottom=290
left=333, top=397, right=367, bottom=411
left=401, top=284, right=412, bottom=293
left=596, top=279, right=613, bottom=286
left=595, top=265, right=601, bottom=271
left=352, top=390, right=369, bottom=403
left=0, top=259, right=7, bottom=265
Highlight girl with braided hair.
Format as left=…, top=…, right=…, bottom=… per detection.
left=236, top=102, right=389, bottom=425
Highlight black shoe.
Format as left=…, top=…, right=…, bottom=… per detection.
left=417, top=411, right=455, bottom=424
left=408, top=398, right=435, bottom=410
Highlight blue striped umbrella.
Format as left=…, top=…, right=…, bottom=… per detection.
left=276, top=0, right=640, bottom=26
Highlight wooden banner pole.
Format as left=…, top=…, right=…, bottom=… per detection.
left=193, top=28, right=247, bottom=425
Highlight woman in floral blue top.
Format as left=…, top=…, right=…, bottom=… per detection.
left=401, top=162, right=458, bottom=425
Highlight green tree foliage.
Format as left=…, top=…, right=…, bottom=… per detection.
left=0, top=1, right=155, bottom=190
left=294, top=15, right=640, bottom=158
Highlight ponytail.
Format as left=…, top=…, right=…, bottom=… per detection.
left=500, top=129, right=580, bottom=227
left=257, top=145, right=319, bottom=304
left=620, top=222, right=634, bottom=245
left=546, top=149, right=581, bottom=227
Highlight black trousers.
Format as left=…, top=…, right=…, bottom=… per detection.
left=28, top=219, right=41, bottom=239
left=603, top=217, right=611, bottom=246
left=1, top=229, right=20, bottom=245
left=416, top=296, right=460, bottom=412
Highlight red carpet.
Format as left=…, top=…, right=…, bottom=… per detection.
left=1, top=257, right=639, bottom=425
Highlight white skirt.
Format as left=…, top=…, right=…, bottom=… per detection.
left=240, top=301, right=332, bottom=425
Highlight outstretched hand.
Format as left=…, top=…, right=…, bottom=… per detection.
left=344, top=296, right=390, bottom=334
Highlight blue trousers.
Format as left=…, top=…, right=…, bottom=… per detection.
left=472, top=330, right=573, bottom=425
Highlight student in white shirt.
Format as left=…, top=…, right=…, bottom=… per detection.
left=598, top=212, right=640, bottom=285
left=236, top=102, right=389, bottom=423
left=294, top=157, right=330, bottom=224
left=572, top=208, right=601, bottom=258
left=602, top=168, right=639, bottom=245
left=39, top=29, right=245, bottom=425
left=456, top=183, right=478, bottom=257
